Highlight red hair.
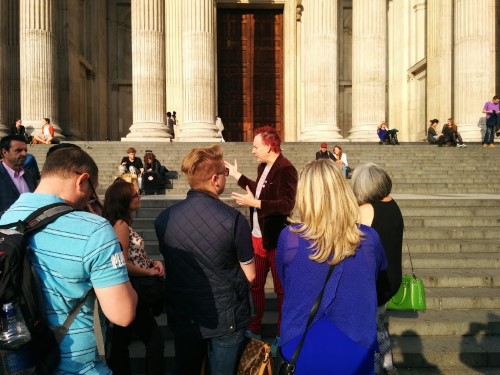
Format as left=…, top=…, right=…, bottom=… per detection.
left=254, top=126, right=281, bottom=153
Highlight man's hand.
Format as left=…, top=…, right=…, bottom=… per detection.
left=224, top=159, right=242, bottom=181
left=231, top=186, right=260, bottom=208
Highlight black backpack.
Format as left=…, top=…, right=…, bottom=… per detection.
left=0, top=203, right=78, bottom=375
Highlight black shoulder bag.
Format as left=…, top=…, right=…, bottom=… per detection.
left=274, top=264, right=335, bottom=374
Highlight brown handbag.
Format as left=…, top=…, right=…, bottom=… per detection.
left=237, top=338, right=272, bottom=375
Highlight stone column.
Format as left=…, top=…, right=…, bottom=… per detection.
left=349, top=0, right=386, bottom=142
left=427, top=0, right=452, bottom=123
left=125, top=0, right=168, bottom=141
left=299, top=0, right=343, bottom=142
left=178, top=0, right=218, bottom=141
left=454, top=0, right=491, bottom=142
left=20, top=0, right=64, bottom=139
left=165, top=0, right=183, bottom=133
left=0, top=0, right=8, bottom=137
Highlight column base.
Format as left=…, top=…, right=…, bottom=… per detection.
left=348, top=123, right=379, bottom=142
left=125, top=122, right=171, bottom=140
left=177, top=122, right=221, bottom=142
left=458, top=123, right=483, bottom=143
left=299, top=124, right=344, bottom=142
left=0, top=124, right=9, bottom=138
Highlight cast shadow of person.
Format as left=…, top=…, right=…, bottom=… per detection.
left=460, top=312, right=500, bottom=370
left=392, top=329, right=443, bottom=374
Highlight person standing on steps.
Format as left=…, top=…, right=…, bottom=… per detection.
left=225, top=126, right=298, bottom=357
left=155, top=145, right=255, bottom=375
left=482, top=95, right=499, bottom=148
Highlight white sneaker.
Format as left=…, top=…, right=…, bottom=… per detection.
left=461, top=143, right=467, bottom=147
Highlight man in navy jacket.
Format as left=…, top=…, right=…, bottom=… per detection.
left=0, top=135, right=37, bottom=216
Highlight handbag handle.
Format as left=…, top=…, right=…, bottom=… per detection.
left=284, top=264, right=335, bottom=374
left=403, top=227, right=416, bottom=278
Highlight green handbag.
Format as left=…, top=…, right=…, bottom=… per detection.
left=386, top=273, right=426, bottom=311
left=386, top=228, right=426, bottom=311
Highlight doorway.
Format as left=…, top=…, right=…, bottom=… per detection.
left=217, top=9, right=284, bottom=142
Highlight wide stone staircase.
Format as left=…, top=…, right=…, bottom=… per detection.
left=28, top=141, right=500, bottom=374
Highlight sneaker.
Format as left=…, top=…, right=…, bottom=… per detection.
left=490, top=144, right=495, bottom=148
left=482, top=144, right=487, bottom=148
left=271, top=336, right=280, bottom=357
left=462, top=143, right=467, bottom=147
left=245, top=331, right=262, bottom=340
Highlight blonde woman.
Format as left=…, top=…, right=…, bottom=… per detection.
left=276, top=159, right=387, bottom=374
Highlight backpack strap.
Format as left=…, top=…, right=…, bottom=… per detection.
left=16, top=202, right=74, bottom=234
left=51, top=289, right=95, bottom=344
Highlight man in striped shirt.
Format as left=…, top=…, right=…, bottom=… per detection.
left=0, top=146, right=137, bottom=374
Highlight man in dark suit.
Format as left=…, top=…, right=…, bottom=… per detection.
left=0, top=135, right=37, bottom=216
left=225, top=126, right=298, bottom=355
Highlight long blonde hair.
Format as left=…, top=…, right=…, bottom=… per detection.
left=289, top=159, right=361, bottom=265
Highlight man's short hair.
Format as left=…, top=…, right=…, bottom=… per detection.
left=42, top=147, right=98, bottom=186
left=181, top=145, right=224, bottom=189
left=0, top=135, right=28, bottom=152
left=126, top=147, right=136, bottom=154
left=254, top=126, right=281, bottom=153
left=493, top=96, right=499, bottom=100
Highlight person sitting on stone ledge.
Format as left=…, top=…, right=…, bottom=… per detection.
left=32, top=118, right=55, bottom=144
left=427, top=119, right=443, bottom=144
left=119, top=147, right=144, bottom=175
left=377, top=121, right=399, bottom=145
left=144, top=150, right=168, bottom=175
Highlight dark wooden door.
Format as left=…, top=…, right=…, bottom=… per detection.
left=217, top=10, right=283, bottom=142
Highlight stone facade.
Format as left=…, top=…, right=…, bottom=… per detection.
left=0, top=0, right=498, bottom=142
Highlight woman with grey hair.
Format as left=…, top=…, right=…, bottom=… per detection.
left=351, top=163, right=404, bottom=375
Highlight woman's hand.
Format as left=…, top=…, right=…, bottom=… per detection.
left=153, top=260, right=165, bottom=277
left=224, top=159, right=242, bottom=181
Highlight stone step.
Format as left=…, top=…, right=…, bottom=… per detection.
left=407, top=268, right=500, bottom=288
left=403, top=227, right=500, bottom=240
left=391, top=335, right=500, bottom=370
left=405, top=253, right=500, bottom=269
left=403, top=239, right=500, bottom=254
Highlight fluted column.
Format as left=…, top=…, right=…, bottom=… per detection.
left=299, top=0, right=342, bottom=141
left=124, top=0, right=168, bottom=141
left=454, top=0, right=492, bottom=142
left=0, top=0, right=8, bottom=136
left=20, top=0, right=64, bottom=139
left=178, top=0, right=218, bottom=141
left=427, top=0, right=452, bottom=123
left=165, top=0, right=183, bottom=131
left=349, top=0, right=386, bottom=142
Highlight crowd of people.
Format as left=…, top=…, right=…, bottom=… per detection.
left=0, top=124, right=408, bottom=375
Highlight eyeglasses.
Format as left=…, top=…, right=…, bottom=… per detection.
left=75, top=172, right=99, bottom=204
left=218, top=168, right=229, bottom=177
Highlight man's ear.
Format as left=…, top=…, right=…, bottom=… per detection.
left=75, top=172, right=90, bottom=190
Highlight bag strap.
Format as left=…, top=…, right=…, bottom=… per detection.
left=403, top=227, right=416, bottom=278
left=52, top=289, right=95, bottom=344
left=15, top=202, right=74, bottom=234
left=285, top=264, right=336, bottom=374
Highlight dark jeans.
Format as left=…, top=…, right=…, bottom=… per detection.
left=172, top=328, right=246, bottom=375
left=483, top=125, right=495, bottom=145
left=107, top=302, right=164, bottom=375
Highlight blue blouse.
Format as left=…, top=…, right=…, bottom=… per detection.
left=276, top=224, right=387, bottom=352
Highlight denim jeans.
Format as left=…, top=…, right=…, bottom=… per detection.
left=173, top=328, right=246, bottom=375
left=484, top=125, right=495, bottom=144
left=207, top=328, right=246, bottom=375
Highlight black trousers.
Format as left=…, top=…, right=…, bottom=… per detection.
left=107, top=302, right=164, bottom=375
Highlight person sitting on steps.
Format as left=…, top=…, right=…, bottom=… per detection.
left=377, top=121, right=400, bottom=145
